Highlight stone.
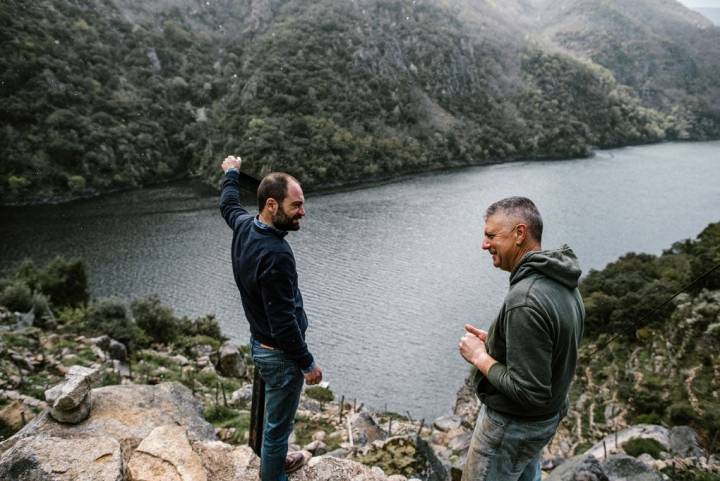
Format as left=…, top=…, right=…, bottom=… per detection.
left=230, top=383, right=254, bottom=406
left=292, top=455, right=387, bottom=481
left=108, top=339, right=128, bottom=362
left=387, top=475, right=408, bottom=481
left=349, top=412, right=386, bottom=445
left=601, top=454, right=663, bottom=481
left=216, top=342, right=246, bottom=378
left=127, top=425, right=206, bottom=481
left=546, top=454, right=609, bottom=481
left=50, top=391, right=91, bottom=424
left=585, top=425, right=670, bottom=460
left=0, top=434, right=122, bottom=481
left=94, top=335, right=112, bottom=351
left=5, top=383, right=216, bottom=454
left=45, top=365, right=100, bottom=411
left=304, top=439, right=327, bottom=455
left=0, top=400, right=33, bottom=432
left=193, top=441, right=260, bottom=481
left=448, top=431, right=472, bottom=452
left=324, top=447, right=350, bottom=458
left=433, top=415, right=462, bottom=432
left=312, top=430, right=327, bottom=442
left=669, top=426, right=704, bottom=458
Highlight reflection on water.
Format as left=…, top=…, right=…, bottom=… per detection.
left=1, top=141, right=719, bottom=418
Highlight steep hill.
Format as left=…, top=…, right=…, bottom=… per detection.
left=1, top=0, right=717, bottom=203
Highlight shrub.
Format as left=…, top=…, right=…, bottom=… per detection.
left=669, top=402, right=700, bottom=425
left=178, top=314, right=226, bottom=341
left=37, top=257, right=89, bottom=308
left=131, top=295, right=178, bottom=345
left=66, top=175, right=87, bottom=193
left=85, top=299, right=146, bottom=350
left=0, top=281, right=33, bottom=311
left=305, top=386, right=334, bottom=407
left=622, top=438, right=664, bottom=459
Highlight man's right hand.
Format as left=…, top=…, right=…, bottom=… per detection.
left=221, top=155, right=242, bottom=173
left=303, top=365, right=323, bottom=385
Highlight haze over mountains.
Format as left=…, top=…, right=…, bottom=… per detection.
left=1, top=0, right=718, bottom=203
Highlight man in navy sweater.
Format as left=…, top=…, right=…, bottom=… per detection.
left=220, top=155, right=322, bottom=481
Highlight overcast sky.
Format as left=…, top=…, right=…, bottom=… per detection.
left=677, top=0, right=720, bottom=8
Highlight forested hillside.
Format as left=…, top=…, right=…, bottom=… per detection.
left=1, top=0, right=718, bottom=203
left=568, top=222, right=720, bottom=453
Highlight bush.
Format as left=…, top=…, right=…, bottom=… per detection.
left=37, top=257, right=89, bottom=308
left=305, top=386, right=334, bottom=407
left=669, top=402, right=700, bottom=425
left=178, top=314, right=226, bottom=341
left=0, top=281, right=33, bottom=311
left=85, top=299, right=146, bottom=350
left=622, top=438, right=664, bottom=459
left=131, top=295, right=178, bottom=345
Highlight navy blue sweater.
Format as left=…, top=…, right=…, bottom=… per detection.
left=219, top=170, right=314, bottom=370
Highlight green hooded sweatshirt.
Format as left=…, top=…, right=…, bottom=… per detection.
left=474, top=245, right=585, bottom=419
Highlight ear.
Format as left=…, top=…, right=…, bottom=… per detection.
left=515, top=224, right=528, bottom=245
left=265, top=198, right=278, bottom=214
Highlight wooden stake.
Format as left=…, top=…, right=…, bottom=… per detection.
left=339, top=395, right=345, bottom=423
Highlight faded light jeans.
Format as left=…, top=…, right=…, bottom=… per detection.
left=461, top=405, right=561, bottom=481
left=251, top=340, right=304, bottom=481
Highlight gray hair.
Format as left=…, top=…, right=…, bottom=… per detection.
left=485, top=197, right=543, bottom=243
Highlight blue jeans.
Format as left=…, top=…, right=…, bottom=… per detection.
left=461, top=405, right=560, bottom=481
left=251, top=340, right=304, bottom=481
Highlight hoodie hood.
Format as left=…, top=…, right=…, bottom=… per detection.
left=510, top=245, right=582, bottom=288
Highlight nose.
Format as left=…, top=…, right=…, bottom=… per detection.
left=298, top=206, right=306, bottom=217
left=481, top=238, right=490, bottom=250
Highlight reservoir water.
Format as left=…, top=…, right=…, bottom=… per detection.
left=1, top=141, right=719, bottom=419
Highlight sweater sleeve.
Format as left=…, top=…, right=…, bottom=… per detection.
left=219, top=170, right=251, bottom=229
left=258, top=252, right=314, bottom=370
left=486, top=305, right=553, bottom=409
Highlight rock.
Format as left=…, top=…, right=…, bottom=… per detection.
left=324, top=447, right=351, bottom=458
left=108, top=339, right=128, bottom=362
left=230, top=384, right=254, bottom=406
left=45, top=365, right=100, bottom=410
left=601, top=454, right=663, bottom=481
left=0, top=400, right=33, bottom=432
left=585, top=425, right=670, bottom=460
left=193, top=441, right=260, bottom=481
left=216, top=342, right=246, bottom=378
left=546, top=454, right=609, bottom=481
left=127, top=425, right=206, bottom=481
left=636, top=453, right=656, bottom=467
left=312, top=430, right=327, bottom=442
left=433, top=415, right=462, bottom=432
left=50, top=392, right=91, bottom=424
left=304, top=439, right=327, bottom=455
left=290, top=455, right=387, bottom=481
left=5, top=382, right=216, bottom=455
left=93, top=335, right=112, bottom=351
left=0, top=434, right=122, bottom=481
left=387, top=475, right=408, bottom=481
left=350, top=412, right=385, bottom=445
left=45, top=365, right=99, bottom=424
left=454, top=376, right=480, bottom=420
left=447, top=431, right=472, bottom=453
left=669, top=426, right=704, bottom=458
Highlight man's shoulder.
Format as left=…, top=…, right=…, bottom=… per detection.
left=505, top=271, right=557, bottom=309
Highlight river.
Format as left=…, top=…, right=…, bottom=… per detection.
left=1, top=141, right=719, bottom=419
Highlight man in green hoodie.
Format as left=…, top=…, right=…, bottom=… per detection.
left=459, top=196, right=584, bottom=481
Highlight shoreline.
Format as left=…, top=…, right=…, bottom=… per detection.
left=5, top=137, right=712, bottom=208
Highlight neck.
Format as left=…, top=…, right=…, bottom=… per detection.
left=511, top=242, right=541, bottom=271
left=258, top=211, right=274, bottom=228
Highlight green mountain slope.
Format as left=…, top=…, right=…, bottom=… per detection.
left=565, top=222, right=720, bottom=454
left=0, top=0, right=716, bottom=203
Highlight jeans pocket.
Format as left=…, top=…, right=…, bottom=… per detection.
left=256, top=359, right=285, bottom=388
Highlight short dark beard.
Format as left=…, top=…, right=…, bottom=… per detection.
left=273, top=205, right=300, bottom=231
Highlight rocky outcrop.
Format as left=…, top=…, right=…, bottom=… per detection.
left=44, top=365, right=99, bottom=424
left=215, top=342, right=246, bottom=379
left=601, top=454, right=663, bottom=481
left=546, top=454, right=609, bottom=481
